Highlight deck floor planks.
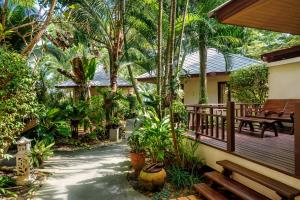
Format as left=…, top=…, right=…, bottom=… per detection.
left=188, top=129, right=295, bottom=175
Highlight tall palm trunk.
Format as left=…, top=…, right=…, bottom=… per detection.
left=168, top=0, right=180, bottom=164
left=162, top=4, right=173, bottom=111
left=126, top=65, right=143, bottom=105
left=199, top=40, right=208, bottom=104
left=121, top=0, right=143, bottom=106
left=1, top=0, right=8, bottom=31
left=157, top=0, right=163, bottom=118
left=21, top=0, right=57, bottom=56
left=175, top=0, right=189, bottom=71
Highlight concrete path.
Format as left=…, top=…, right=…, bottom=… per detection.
left=35, top=142, right=149, bottom=200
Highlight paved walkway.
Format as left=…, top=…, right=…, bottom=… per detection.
left=35, top=142, right=149, bottom=200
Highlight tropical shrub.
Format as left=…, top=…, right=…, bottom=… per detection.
left=30, top=140, right=54, bottom=167
left=0, top=49, right=40, bottom=157
left=128, top=130, right=146, bottom=153
left=229, top=64, right=269, bottom=104
left=0, top=175, right=17, bottom=198
left=125, top=94, right=138, bottom=119
left=167, top=166, right=200, bottom=189
left=179, top=141, right=204, bottom=176
left=135, top=110, right=172, bottom=162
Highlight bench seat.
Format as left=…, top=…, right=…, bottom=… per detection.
left=237, top=117, right=278, bottom=137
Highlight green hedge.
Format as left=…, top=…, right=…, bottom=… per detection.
left=229, top=64, right=269, bottom=104
left=0, top=48, right=40, bottom=157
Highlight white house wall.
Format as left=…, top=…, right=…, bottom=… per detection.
left=268, top=59, right=300, bottom=99
left=183, top=75, right=229, bottom=104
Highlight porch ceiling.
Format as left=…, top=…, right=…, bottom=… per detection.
left=210, top=0, right=300, bottom=35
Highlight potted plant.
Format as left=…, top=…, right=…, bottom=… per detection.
left=109, top=116, right=121, bottom=141
left=128, top=130, right=146, bottom=174
left=138, top=110, right=171, bottom=191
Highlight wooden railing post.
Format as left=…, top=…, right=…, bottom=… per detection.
left=295, top=103, right=300, bottom=176
left=195, top=107, right=200, bottom=139
left=227, top=101, right=235, bottom=152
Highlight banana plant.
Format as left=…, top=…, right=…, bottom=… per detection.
left=57, top=53, right=97, bottom=102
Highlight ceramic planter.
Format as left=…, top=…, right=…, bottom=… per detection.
left=139, top=163, right=167, bottom=191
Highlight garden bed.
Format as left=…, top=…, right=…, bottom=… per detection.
left=127, top=167, right=203, bottom=200
left=0, top=166, right=51, bottom=199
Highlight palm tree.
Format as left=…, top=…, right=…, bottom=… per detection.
left=0, top=0, right=57, bottom=54
left=37, top=44, right=97, bottom=101
left=186, top=0, right=244, bottom=104
left=66, top=0, right=125, bottom=92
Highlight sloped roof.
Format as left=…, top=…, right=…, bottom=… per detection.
left=137, top=48, right=261, bottom=80
left=56, top=66, right=132, bottom=88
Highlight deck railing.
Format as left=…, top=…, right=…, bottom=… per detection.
left=187, top=102, right=261, bottom=152
left=187, top=102, right=300, bottom=176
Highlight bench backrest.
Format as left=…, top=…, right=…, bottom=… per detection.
left=262, top=99, right=287, bottom=113
left=284, top=99, right=300, bottom=114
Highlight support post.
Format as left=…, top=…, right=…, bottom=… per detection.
left=295, top=104, right=300, bottom=176
left=195, top=107, right=200, bottom=139
left=227, top=101, right=235, bottom=152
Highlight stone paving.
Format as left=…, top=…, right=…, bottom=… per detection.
left=35, top=142, right=149, bottom=200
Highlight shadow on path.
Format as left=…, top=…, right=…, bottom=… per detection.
left=35, top=142, right=148, bottom=200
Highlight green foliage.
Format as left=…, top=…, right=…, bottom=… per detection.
left=0, top=48, right=40, bottom=157
left=172, top=100, right=188, bottom=123
left=167, top=166, right=200, bottom=189
left=135, top=109, right=172, bottom=162
left=179, top=141, right=204, bottom=176
left=30, top=140, right=54, bottom=167
left=125, top=94, right=138, bottom=119
left=0, top=176, right=17, bottom=198
left=151, top=186, right=171, bottom=200
left=128, top=130, right=146, bottom=153
left=229, top=64, right=269, bottom=104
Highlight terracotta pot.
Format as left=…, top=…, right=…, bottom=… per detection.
left=130, top=152, right=145, bottom=174
left=138, top=163, right=167, bottom=191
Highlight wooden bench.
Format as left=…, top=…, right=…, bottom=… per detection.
left=193, top=183, right=228, bottom=200
left=217, top=160, right=300, bottom=200
left=204, top=171, right=270, bottom=200
left=244, top=99, right=300, bottom=134
left=237, top=117, right=278, bottom=138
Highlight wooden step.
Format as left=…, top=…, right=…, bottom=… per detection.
left=193, top=183, right=228, bottom=200
left=217, top=160, right=300, bottom=200
left=204, top=171, right=270, bottom=200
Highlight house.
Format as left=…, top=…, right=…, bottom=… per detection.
left=262, top=45, right=300, bottom=99
left=179, top=1, right=300, bottom=200
left=137, top=48, right=261, bottom=104
left=56, top=67, right=133, bottom=97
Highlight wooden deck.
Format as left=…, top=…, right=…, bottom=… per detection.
left=187, top=129, right=295, bottom=176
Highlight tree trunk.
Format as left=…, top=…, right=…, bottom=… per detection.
left=21, top=0, right=57, bottom=56
left=1, top=0, right=8, bottom=31
left=121, top=0, right=142, bottom=106
left=168, top=0, right=180, bottom=164
left=157, top=0, right=163, bottom=118
left=162, top=3, right=173, bottom=111
left=127, top=65, right=143, bottom=105
left=199, top=41, right=208, bottom=104
left=175, top=0, right=189, bottom=70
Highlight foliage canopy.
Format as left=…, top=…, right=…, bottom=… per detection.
left=229, top=64, right=269, bottom=104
